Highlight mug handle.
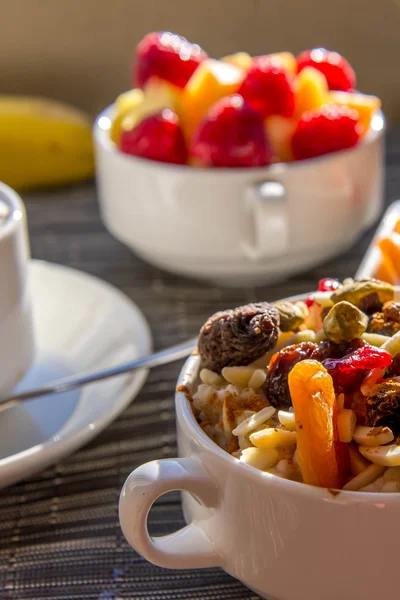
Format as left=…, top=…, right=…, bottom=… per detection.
left=119, top=457, right=221, bottom=569
left=242, top=180, right=289, bottom=260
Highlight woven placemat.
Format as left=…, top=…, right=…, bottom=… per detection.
left=0, top=132, right=397, bottom=599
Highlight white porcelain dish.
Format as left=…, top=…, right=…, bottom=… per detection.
left=120, top=297, right=400, bottom=600
left=0, top=182, right=35, bottom=395
left=95, top=106, right=385, bottom=287
left=356, top=199, right=400, bottom=279
left=0, top=259, right=151, bottom=489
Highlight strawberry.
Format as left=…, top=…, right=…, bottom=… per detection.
left=120, top=109, right=188, bottom=164
left=291, top=105, right=361, bottom=161
left=297, top=48, right=356, bottom=92
left=190, top=95, right=272, bottom=168
left=238, top=57, right=295, bottom=119
left=135, top=31, right=207, bottom=89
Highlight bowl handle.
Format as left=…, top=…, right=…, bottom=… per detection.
left=119, top=457, right=221, bottom=569
left=242, top=180, right=289, bottom=260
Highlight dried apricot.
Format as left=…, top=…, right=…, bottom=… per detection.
left=288, top=360, right=347, bottom=488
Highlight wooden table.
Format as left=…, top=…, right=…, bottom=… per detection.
left=0, top=131, right=398, bottom=599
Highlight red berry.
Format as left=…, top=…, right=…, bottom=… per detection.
left=238, top=57, right=295, bottom=119
left=318, top=278, right=341, bottom=292
left=323, top=345, right=392, bottom=394
left=305, top=295, right=315, bottom=308
left=135, top=31, right=207, bottom=89
left=120, top=110, right=188, bottom=165
left=297, top=48, right=356, bottom=92
left=190, top=95, right=272, bottom=168
left=291, top=105, right=361, bottom=161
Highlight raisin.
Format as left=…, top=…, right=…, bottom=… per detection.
left=365, top=379, right=400, bottom=434
left=316, top=338, right=366, bottom=361
left=198, top=302, right=279, bottom=372
left=368, top=301, right=400, bottom=337
left=263, top=342, right=318, bottom=409
left=386, top=353, right=400, bottom=378
left=323, top=344, right=392, bottom=394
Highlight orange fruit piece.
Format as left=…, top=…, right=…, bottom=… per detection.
left=180, top=59, right=244, bottom=142
left=394, top=218, right=400, bottom=235
left=328, top=91, right=381, bottom=136
left=264, top=115, right=296, bottom=162
left=288, top=360, right=347, bottom=489
left=374, top=251, right=397, bottom=285
left=293, top=67, right=329, bottom=119
left=378, top=233, right=400, bottom=279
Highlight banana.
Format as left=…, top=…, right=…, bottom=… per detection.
left=0, top=96, right=94, bottom=191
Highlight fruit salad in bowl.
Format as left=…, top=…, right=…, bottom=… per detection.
left=192, top=277, right=400, bottom=492
left=94, top=32, right=384, bottom=286
left=109, top=32, right=381, bottom=167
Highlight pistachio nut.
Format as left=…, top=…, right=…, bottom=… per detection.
left=323, top=300, right=368, bottom=343
left=331, top=278, right=394, bottom=313
left=273, top=300, right=305, bottom=332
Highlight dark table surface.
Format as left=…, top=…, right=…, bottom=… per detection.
left=1, top=131, right=399, bottom=600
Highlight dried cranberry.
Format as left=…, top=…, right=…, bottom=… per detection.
left=263, top=342, right=318, bottom=409
left=318, top=278, right=341, bottom=292
left=323, top=344, right=392, bottom=394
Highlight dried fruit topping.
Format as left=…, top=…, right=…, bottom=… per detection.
left=238, top=57, right=295, bottom=119
left=273, top=300, right=305, bottom=332
left=263, top=342, right=319, bottom=409
left=288, top=360, right=347, bottom=488
left=331, top=278, right=395, bottom=314
left=318, top=278, right=341, bottom=292
left=368, top=301, right=400, bottom=337
left=119, top=110, right=188, bottom=164
left=323, top=344, right=392, bottom=394
left=296, top=48, right=356, bottom=92
left=190, top=95, right=271, bottom=168
left=291, top=105, right=360, bottom=161
left=387, top=353, right=400, bottom=378
left=323, top=301, right=368, bottom=344
left=365, top=379, right=400, bottom=434
left=198, top=302, right=279, bottom=372
left=135, top=31, right=207, bottom=89
left=317, top=338, right=366, bottom=361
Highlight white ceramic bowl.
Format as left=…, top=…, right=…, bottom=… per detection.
left=120, top=345, right=400, bottom=600
left=95, top=107, right=385, bottom=287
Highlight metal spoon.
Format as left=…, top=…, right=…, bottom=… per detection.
left=0, top=337, right=198, bottom=411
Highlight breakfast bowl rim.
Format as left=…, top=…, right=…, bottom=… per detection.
left=94, top=104, right=385, bottom=176
left=176, top=289, right=400, bottom=503
left=0, top=182, right=25, bottom=242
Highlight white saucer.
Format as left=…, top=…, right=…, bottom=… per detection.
left=0, top=260, right=152, bottom=489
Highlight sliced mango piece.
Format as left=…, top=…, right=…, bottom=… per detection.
left=180, top=59, right=244, bottom=142
left=288, top=360, right=347, bottom=489
left=116, top=79, right=182, bottom=146
left=294, top=67, right=329, bottom=119
left=221, top=52, right=253, bottom=71
left=329, top=91, right=381, bottom=136
left=378, top=234, right=400, bottom=279
left=264, top=115, right=296, bottom=162
left=111, top=89, right=144, bottom=143
left=268, top=51, right=297, bottom=74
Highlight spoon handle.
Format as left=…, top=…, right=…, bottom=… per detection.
left=0, top=337, right=198, bottom=411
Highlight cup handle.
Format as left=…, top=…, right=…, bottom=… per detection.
left=242, top=180, right=289, bottom=260
left=119, top=457, right=221, bottom=569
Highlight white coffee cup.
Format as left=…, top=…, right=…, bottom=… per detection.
left=120, top=345, right=400, bottom=600
left=0, top=183, right=35, bottom=395
left=95, top=107, right=384, bottom=287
